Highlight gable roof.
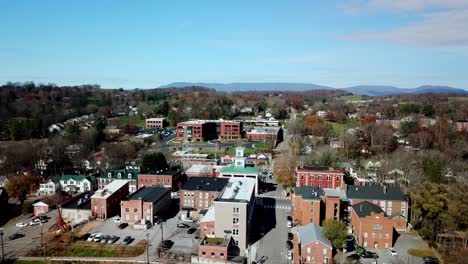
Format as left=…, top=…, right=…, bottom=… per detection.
left=352, top=201, right=387, bottom=218
left=181, top=177, right=229, bottom=192
left=99, top=169, right=139, bottom=179
left=294, top=186, right=324, bottom=200
left=33, top=201, right=48, bottom=207
left=346, top=185, right=405, bottom=201
left=126, top=186, right=170, bottom=203
left=60, top=175, right=90, bottom=182
left=297, top=223, right=332, bottom=248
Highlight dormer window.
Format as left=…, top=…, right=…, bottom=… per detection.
left=128, top=173, right=132, bottom=179
left=108, top=172, right=111, bottom=178
left=118, top=173, right=122, bottom=178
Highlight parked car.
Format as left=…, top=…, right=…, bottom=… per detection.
left=100, top=235, right=110, bottom=243
left=93, top=233, right=103, bottom=242
left=187, top=228, right=197, bottom=234
left=112, top=216, right=121, bottom=224
left=177, top=223, right=190, bottom=228
left=286, top=240, right=293, bottom=250
left=346, top=254, right=361, bottom=261
left=287, top=251, right=293, bottom=261
left=123, top=236, right=133, bottom=245
left=361, top=251, right=378, bottom=258
left=423, top=256, right=439, bottom=264
left=390, top=248, right=397, bottom=256
left=8, top=233, right=24, bottom=240
left=287, top=232, right=293, bottom=240
left=286, top=216, right=292, bottom=228
left=108, top=236, right=118, bottom=244
left=118, top=223, right=128, bottom=229
left=161, top=240, right=174, bottom=250
left=16, top=222, right=28, bottom=228
left=87, top=233, right=97, bottom=242
left=29, top=219, right=41, bottom=226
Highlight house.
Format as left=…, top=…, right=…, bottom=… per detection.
left=61, top=192, right=92, bottom=223
left=98, top=169, right=139, bottom=193
left=60, top=175, right=94, bottom=193
left=351, top=201, right=395, bottom=249
left=220, top=147, right=261, bottom=194
left=211, top=177, right=256, bottom=256
left=37, top=179, right=57, bottom=196
left=176, top=120, right=217, bottom=142
left=180, top=177, right=229, bottom=211
left=145, top=118, right=166, bottom=128
left=138, top=169, right=181, bottom=191
left=91, top=180, right=129, bottom=220
left=293, top=223, right=333, bottom=264
left=346, top=185, right=408, bottom=231
left=245, top=127, right=283, bottom=142
left=33, top=201, right=49, bottom=216
left=120, top=186, right=171, bottom=228
left=296, top=166, right=345, bottom=189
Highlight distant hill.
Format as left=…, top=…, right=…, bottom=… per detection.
left=160, top=82, right=468, bottom=96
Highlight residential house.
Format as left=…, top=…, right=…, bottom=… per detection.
left=120, top=186, right=171, bottom=227
left=91, top=180, right=129, bottom=220
left=37, top=179, right=57, bottom=195
left=180, top=177, right=229, bottom=211
left=351, top=201, right=395, bottom=249
left=293, top=223, right=333, bottom=264
left=60, top=175, right=94, bottom=193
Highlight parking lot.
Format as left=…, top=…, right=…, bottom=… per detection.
left=86, top=217, right=153, bottom=246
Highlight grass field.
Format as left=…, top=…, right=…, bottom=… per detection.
left=109, top=116, right=145, bottom=128
left=448, top=96, right=468, bottom=102
left=407, top=248, right=437, bottom=258
left=327, top=120, right=359, bottom=135
left=254, top=142, right=267, bottom=149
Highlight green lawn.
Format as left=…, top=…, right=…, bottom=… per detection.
left=254, top=142, right=267, bottom=149
left=407, top=248, right=437, bottom=258
left=110, top=116, right=145, bottom=128
left=327, top=120, right=359, bottom=135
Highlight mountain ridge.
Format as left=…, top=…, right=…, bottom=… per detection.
left=159, top=82, right=468, bottom=96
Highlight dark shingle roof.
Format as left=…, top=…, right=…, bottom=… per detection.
left=61, top=192, right=92, bottom=210
left=142, top=169, right=179, bottom=176
left=294, top=186, right=324, bottom=200
left=352, top=201, right=386, bottom=218
left=127, top=186, right=170, bottom=203
left=346, top=185, right=405, bottom=201
left=181, top=177, right=229, bottom=192
left=302, top=166, right=331, bottom=171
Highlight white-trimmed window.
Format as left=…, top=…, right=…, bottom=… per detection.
left=385, top=233, right=389, bottom=239
left=323, top=248, right=327, bottom=254
left=232, top=229, right=239, bottom=236
left=364, top=232, right=368, bottom=238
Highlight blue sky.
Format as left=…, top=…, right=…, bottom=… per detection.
left=1, top=0, right=468, bottom=89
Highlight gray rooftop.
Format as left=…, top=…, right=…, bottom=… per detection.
left=352, top=201, right=387, bottom=218
left=297, top=223, right=332, bottom=248
left=294, top=186, right=324, bottom=200
left=346, top=185, right=405, bottom=201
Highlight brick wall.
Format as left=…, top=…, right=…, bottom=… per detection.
left=138, top=172, right=180, bottom=190
left=292, top=196, right=322, bottom=226
left=296, top=170, right=344, bottom=189
left=180, top=190, right=221, bottom=211
left=293, top=234, right=333, bottom=264
left=351, top=210, right=394, bottom=249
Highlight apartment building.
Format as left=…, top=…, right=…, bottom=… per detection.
left=346, top=185, right=408, bottom=231
left=213, top=177, right=256, bottom=256
left=120, top=186, right=171, bottom=227
left=351, top=201, right=395, bottom=249
left=296, top=166, right=345, bottom=189
left=176, top=120, right=217, bottom=142
left=91, top=180, right=129, bottom=220
left=138, top=169, right=181, bottom=190
left=180, top=177, right=229, bottom=210
left=293, top=223, right=333, bottom=264
left=145, top=118, right=166, bottom=128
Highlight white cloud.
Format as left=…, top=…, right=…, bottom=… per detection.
left=342, top=9, right=468, bottom=46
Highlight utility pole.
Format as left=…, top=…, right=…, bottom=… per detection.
left=0, top=228, right=5, bottom=262
left=146, top=233, right=150, bottom=264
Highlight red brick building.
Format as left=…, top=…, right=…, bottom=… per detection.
left=198, top=236, right=235, bottom=262
left=296, top=166, right=344, bottom=189
left=176, top=120, right=217, bottom=142
left=351, top=201, right=395, bottom=249
left=120, top=186, right=171, bottom=226
left=138, top=169, right=181, bottom=191
left=346, top=185, right=408, bottom=231
left=180, top=177, right=228, bottom=210
left=219, top=121, right=242, bottom=140
left=245, top=127, right=283, bottom=142
left=91, top=180, right=129, bottom=220
left=294, top=223, right=333, bottom=264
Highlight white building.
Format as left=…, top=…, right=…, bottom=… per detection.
left=60, top=175, right=94, bottom=193
left=38, top=179, right=57, bottom=196
left=220, top=147, right=261, bottom=194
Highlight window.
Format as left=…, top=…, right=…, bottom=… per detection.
left=401, top=209, right=406, bottom=217
left=378, top=234, right=382, bottom=238
left=385, top=234, right=389, bottom=239
left=205, top=201, right=208, bottom=207
left=199, top=201, right=202, bottom=206
left=323, top=248, right=328, bottom=254
left=401, top=201, right=406, bottom=208
left=307, top=247, right=311, bottom=253
left=310, top=207, right=314, bottom=213
left=386, top=208, right=392, bottom=215
left=211, top=252, right=215, bottom=256
left=134, top=208, right=138, bottom=212
left=220, top=253, right=224, bottom=256
left=387, top=201, right=392, bottom=207
left=318, top=175, right=323, bottom=180
left=205, top=193, right=209, bottom=198
left=325, top=257, right=329, bottom=263
left=134, top=215, right=138, bottom=221
left=372, top=224, right=382, bottom=230
left=371, top=233, right=375, bottom=238
left=364, top=232, right=368, bottom=238
left=385, top=243, right=389, bottom=248
left=326, top=176, right=331, bottom=181
left=118, top=173, right=122, bottom=178
left=326, top=184, right=331, bottom=188
left=336, top=176, right=340, bottom=181
left=232, top=229, right=239, bottom=236
left=233, top=207, right=239, bottom=213
left=318, top=184, right=322, bottom=188
left=125, top=208, right=129, bottom=212
left=310, top=175, right=314, bottom=180
left=307, top=256, right=311, bottom=262
left=199, top=193, right=203, bottom=198
left=233, top=218, right=239, bottom=224
left=128, top=173, right=132, bottom=179
left=126, top=214, right=129, bottom=220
